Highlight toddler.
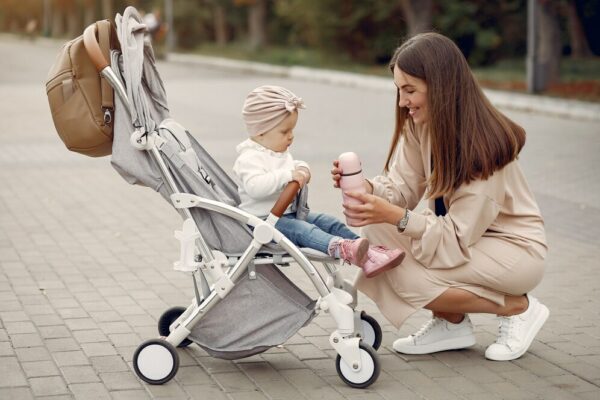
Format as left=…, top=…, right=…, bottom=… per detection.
left=233, top=85, right=405, bottom=277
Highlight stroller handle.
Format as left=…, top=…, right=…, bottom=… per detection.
left=271, top=181, right=301, bottom=218
left=83, top=22, right=110, bottom=72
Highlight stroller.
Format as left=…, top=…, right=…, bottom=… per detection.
left=85, top=7, right=383, bottom=389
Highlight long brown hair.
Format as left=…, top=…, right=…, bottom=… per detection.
left=384, top=32, right=526, bottom=198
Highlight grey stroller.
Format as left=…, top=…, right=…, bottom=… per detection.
left=85, top=7, right=383, bottom=389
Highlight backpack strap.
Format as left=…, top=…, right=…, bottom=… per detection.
left=96, top=20, right=114, bottom=113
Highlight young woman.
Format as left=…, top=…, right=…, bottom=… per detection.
left=331, top=32, right=548, bottom=361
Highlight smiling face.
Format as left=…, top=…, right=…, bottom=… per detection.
left=393, top=67, right=429, bottom=125
left=253, top=110, right=298, bottom=152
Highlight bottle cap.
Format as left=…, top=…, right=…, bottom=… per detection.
left=338, top=152, right=362, bottom=176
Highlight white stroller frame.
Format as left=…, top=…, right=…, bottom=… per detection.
left=83, top=21, right=382, bottom=389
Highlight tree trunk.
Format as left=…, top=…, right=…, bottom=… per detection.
left=2, top=1, right=15, bottom=31
left=214, top=4, right=228, bottom=45
left=399, top=0, right=432, bottom=36
left=566, top=0, right=591, bottom=58
left=83, top=0, right=96, bottom=27
left=43, top=0, right=52, bottom=36
left=65, top=0, right=80, bottom=38
left=248, top=0, right=267, bottom=50
left=537, top=0, right=561, bottom=85
left=101, top=0, right=113, bottom=20
left=51, top=0, right=64, bottom=37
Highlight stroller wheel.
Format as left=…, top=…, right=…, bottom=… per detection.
left=133, top=338, right=179, bottom=385
left=359, top=312, right=382, bottom=350
left=335, top=342, right=380, bottom=389
left=158, top=306, right=193, bottom=347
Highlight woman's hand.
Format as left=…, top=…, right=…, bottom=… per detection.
left=343, top=191, right=405, bottom=227
left=331, top=160, right=373, bottom=193
left=331, top=160, right=342, bottom=188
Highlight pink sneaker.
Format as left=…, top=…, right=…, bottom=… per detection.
left=361, top=246, right=405, bottom=278
left=330, top=238, right=370, bottom=266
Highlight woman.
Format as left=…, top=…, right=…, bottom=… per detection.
left=332, top=32, right=548, bottom=361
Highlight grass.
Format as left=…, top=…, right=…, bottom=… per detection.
left=191, top=42, right=390, bottom=76
left=473, top=58, right=600, bottom=102
left=189, top=43, right=600, bottom=102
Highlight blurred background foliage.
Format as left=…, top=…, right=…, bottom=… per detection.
left=1, top=0, right=599, bottom=100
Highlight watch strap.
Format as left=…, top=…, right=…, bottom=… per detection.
left=397, top=210, right=410, bottom=232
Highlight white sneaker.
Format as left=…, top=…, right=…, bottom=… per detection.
left=393, top=315, right=476, bottom=355
left=485, top=295, right=549, bottom=361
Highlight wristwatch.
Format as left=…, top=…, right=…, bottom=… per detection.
left=396, top=210, right=410, bottom=233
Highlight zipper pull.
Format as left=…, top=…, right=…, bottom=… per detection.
left=103, top=109, right=113, bottom=125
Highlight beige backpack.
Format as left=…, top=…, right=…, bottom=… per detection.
left=46, top=20, right=120, bottom=157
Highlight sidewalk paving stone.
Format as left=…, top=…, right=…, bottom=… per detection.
left=0, top=340, right=14, bottom=356
left=29, top=376, right=69, bottom=396
left=59, top=365, right=100, bottom=384
left=21, top=361, right=60, bottom=378
left=38, top=325, right=71, bottom=339
left=100, top=371, right=142, bottom=390
left=184, top=384, right=229, bottom=400
left=0, top=356, right=28, bottom=387
left=68, top=382, right=112, bottom=399
left=0, top=388, right=34, bottom=400
left=45, top=337, right=80, bottom=353
left=15, top=347, right=52, bottom=363
left=110, top=390, right=152, bottom=400
left=52, top=350, right=90, bottom=367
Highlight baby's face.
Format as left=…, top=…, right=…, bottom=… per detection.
left=256, top=111, right=298, bottom=152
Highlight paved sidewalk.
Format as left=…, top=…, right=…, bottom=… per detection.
left=1, top=36, right=600, bottom=399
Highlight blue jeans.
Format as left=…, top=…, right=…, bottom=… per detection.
left=274, top=212, right=359, bottom=254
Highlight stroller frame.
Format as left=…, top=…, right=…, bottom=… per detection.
left=83, top=21, right=382, bottom=389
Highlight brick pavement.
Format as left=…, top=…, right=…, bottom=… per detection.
left=1, top=36, right=599, bottom=399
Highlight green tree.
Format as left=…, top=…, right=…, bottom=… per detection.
left=274, top=0, right=404, bottom=63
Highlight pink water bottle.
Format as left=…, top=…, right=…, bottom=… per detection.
left=338, top=152, right=366, bottom=226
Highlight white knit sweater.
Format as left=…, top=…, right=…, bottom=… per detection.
left=233, top=139, right=309, bottom=218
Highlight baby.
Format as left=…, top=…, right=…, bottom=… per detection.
left=233, top=85, right=404, bottom=277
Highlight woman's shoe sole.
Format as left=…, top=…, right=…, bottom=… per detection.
left=393, top=334, right=477, bottom=355
left=485, top=304, right=550, bottom=361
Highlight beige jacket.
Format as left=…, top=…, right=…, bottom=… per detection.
left=370, top=126, right=547, bottom=270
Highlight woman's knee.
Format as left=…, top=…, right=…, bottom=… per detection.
left=361, top=223, right=409, bottom=248
left=386, top=262, right=439, bottom=304
left=498, top=258, right=545, bottom=296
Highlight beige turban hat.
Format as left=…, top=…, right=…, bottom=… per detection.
left=242, top=85, right=306, bottom=136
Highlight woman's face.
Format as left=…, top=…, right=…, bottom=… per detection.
left=255, top=111, right=297, bottom=152
left=394, top=67, right=429, bottom=125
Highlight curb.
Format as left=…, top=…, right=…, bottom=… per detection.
left=168, top=52, right=600, bottom=122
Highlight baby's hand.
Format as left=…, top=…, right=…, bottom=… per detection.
left=296, top=166, right=311, bottom=183
left=292, top=169, right=308, bottom=188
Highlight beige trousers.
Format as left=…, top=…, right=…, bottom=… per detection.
left=357, top=224, right=546, bottom=328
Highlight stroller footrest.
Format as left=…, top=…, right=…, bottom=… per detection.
left=299, top=248, right=336, bottom=262
left=226, top=248, right=336, bottom=267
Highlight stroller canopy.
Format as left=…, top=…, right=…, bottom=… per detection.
left=110, top=7, right=254, bottom=255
